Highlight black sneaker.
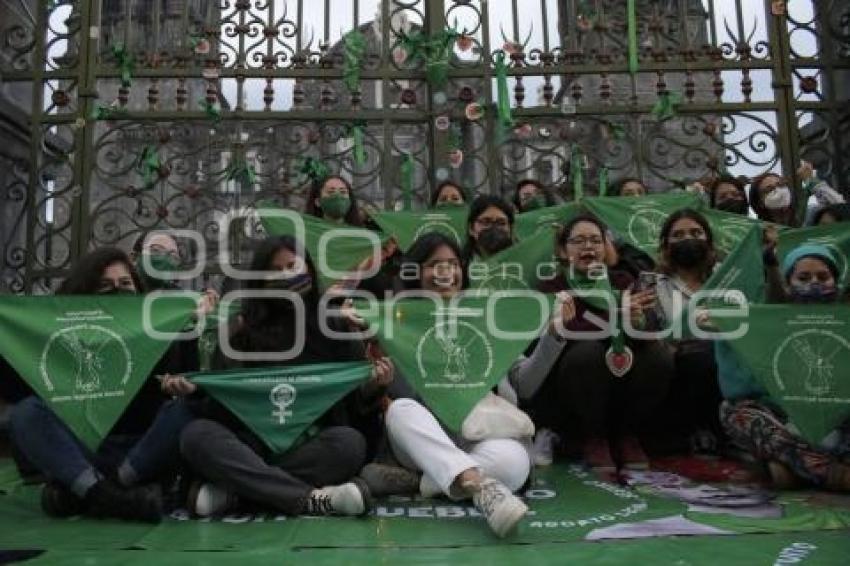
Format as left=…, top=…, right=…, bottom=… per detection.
left=41, top=482, right=85, bottom=518
left=358, top=463, right=420, bottom=497
left=84, top=479, right=163, bottom=523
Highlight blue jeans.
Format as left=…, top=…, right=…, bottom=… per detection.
left=9, top=396, right=194, bottom=497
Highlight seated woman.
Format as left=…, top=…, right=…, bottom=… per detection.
left=357, top=232, right=547, bottom=538
left=717, top=244, right=850, bottom=490
left=430, top=180, right=467, bottom=209
left=463, top=195, right=515, bottom=263
left=519, top=215, right=674, bottom=474
left=650, top=208, right=726, bottom=453
left=9, top=247, right=200, bottom=522
left=512, top=179, right=556, bottom=213
left=304, top=174, right=364, bottom=226
left=178, top=235, right=391, bottom=517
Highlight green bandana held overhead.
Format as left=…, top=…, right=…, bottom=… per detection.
left=581, top=192, right=703, bottom=260
left=257, top=201, right=390, bottom=291
left=712, top=304, right=850, bottom=445
left=468, top=227, right=558, bottom=293
left=371, top=207, right=469, bottom=251
left=357, top=295, right=551, bottom=430
left=190, top=362, right=372, bottom=454
left=515, top=202, right=582, bottom=242
left=0, top=295, right=197, bottom=450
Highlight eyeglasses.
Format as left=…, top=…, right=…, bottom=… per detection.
left=566, top=236, right=604, bottom=247
left=475, top=218, right=509, bottom=229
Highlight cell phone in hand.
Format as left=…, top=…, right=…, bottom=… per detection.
left=637, top=271, right=658, bottom=292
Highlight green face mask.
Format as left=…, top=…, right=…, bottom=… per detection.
left=320, top=194, right=351, bottom=219
left=435, top=200, right=465, bottom=209
left=136, top=253, right=180, bottom=287
left=522, top=195, right=547, bottom=211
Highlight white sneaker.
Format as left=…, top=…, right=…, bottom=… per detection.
left=532, top=428, right=559, bottom=466
left=305, top=479, right=372, bottom=516
left=188, top=482, right=237, bottom=517
left=472, top=478, right=528, bottom=538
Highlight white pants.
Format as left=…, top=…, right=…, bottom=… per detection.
left=385, top=398, right=530, bottom=499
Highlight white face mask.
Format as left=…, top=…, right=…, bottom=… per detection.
left=764, top=186, right=791, bottom=210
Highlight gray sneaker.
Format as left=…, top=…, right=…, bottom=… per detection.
left=472, top=478, right=528, bottom=538
left=359, top=463, right=421, bottom=497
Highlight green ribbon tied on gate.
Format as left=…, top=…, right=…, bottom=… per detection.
left=343, top=29, right=366, bottom=93
left=399, top=28, right=459, bottom=90
left=599, top=166, right=609, bottom=197
left=226, top=158, right=257, bottom=186
left=350, top=123, right=366, bottom=166
left=111, top=44, right=135, bottom=87
left=494, top=51, right=514, bottom=142
left=401, top=153, right=414, bottom=211
left=605, top=121, right=626, bottom=141
left=91, top=103, right=127, bottom=121
left=627, top=0, right=639, bottom=75
left=299, top=157, right=330, bottom=184
left=137, top=145, right=161, bottom=188
left=651, top=91, right=682, bottom=121
left=571, top=145, right=584, bottom=201
left=199, top=98, right=221, bottom=122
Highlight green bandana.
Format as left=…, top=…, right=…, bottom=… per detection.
left=319, top=194, right=351, bottom=220
left=0, top=295, right=196, bottom=449
left=522, top=195, right=548, bottom=212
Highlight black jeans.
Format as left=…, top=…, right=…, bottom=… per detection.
left=180, top=419, right=366, bottom=515
left=529, top=340, right=675, bottom=443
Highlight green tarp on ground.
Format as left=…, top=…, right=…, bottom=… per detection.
left=1, top=464, right=849, bottom=556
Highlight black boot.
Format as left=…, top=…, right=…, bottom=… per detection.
left=84, top=479, right=163, bottom=523
left=41, top=482, right=85, bottom=518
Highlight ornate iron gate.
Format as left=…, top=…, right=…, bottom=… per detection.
left=1, top=0, right=848, bottom=293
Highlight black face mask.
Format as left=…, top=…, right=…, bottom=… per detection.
left=716, top=198, right=748, bottom=215
left=669, top=239, right=710, bottom=268
left=476, top=227, right=512, bottom=256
